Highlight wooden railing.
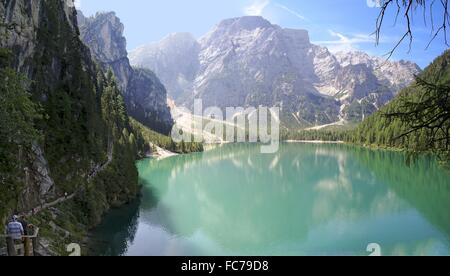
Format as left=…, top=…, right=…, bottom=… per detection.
left=0, top=226, right=40, bottom=256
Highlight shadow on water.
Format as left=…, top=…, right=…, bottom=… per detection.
left=87, top=176, right=159, bottom=256
left=137, top=175, right=181, bottom=237
left=348, top=146, right=450, bottom=238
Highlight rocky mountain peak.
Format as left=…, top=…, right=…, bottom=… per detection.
left=136, top=32, right=200, bottom=58
left=200, top=16, right=282, bottom=47
left=130, top=33, right=201, bottom=102
left=282, top=28, right=311, bottom=45
left=78, top=11, right=174, bottom=134
left=130, top=16, right=421, bottom=128
left=160, top=32, right=198, bottom=47
left=334, top=50, right=373, bottom=67
left=216, top=16, right=274, bottom=31
left=334, top=50, right=421, bottom=94
left=77, top=11, right=127, bottom=63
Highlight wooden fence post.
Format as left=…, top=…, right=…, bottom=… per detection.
left=24, top=237, right=32, bottom=256
left=2, top=226, right=39, bottom=256
left=31, top=226, right=39, bottom=256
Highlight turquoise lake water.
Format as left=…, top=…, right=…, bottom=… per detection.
left=90, top=143, right=450, bottom=256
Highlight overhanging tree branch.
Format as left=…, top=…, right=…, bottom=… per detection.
left=375, top=0, right=449, bottom=59
left=382, top=76, right=450, bottom=158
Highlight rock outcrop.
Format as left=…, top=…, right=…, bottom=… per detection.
left=77, top=11, right=173, bottom=134
left=0, top=0, right=88, bottom=210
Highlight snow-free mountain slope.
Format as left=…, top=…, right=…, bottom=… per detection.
left=78, top=11, right=173, bottom=134
left=130, top=16, right=421, bottom=128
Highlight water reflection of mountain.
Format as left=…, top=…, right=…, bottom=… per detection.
left=349, top=147, right=450, bottom=237
left=137, top=143, right=437, bottom=253
left=91, top=143, right=449, bottom=255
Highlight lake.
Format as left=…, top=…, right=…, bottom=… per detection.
left=89, top=143, right=450, bottom=256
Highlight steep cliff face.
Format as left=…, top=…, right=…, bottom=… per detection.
left=76, top=11, right=131, bottom=91
left=0, top=0, right=140, bottom=247
left=130, top=16, right=421, bottom=128
left=77, top=11, right=173, bottom=134
left=1, top=0, right=90, bottom=213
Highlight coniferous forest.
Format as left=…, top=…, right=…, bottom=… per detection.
left=348, top=51, right=450, bottom=164
left=283, top=51, right=450, bottom=166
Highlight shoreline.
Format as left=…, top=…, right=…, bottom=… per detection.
left=145, top=140, right=347, bottom=160
left=284, top=140, right=345, bottom=144
left=146, top=143, right=178, bottom=160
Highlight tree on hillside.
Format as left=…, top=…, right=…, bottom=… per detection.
left=385, top=78, right=449, bottom=140
left=374, top=0, right=450, bottom=161
left=0, top=48, right=42, bottom=218
left=101, top=69, right=128, bottom=137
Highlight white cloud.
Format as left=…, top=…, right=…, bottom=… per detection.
left=244, top=0, right=270, bottom=16
left=274, top=3, right=306, bottom=21
left=366, top=0, right=383, bottom=8
left=314, top=30, right=377, bottom=52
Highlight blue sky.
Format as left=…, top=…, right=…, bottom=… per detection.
left=77, top=0, right=449, bottom=68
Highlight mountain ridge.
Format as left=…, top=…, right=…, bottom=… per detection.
left=130, top=16, right=421, bottom=129
left=347, top=50, right=449, bottom=162
left=77, top=11, right=174, bottom=134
